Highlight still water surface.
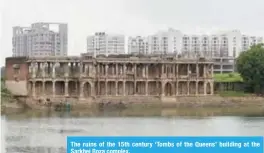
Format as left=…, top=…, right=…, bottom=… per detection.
left=1, top=109, right=264, bottom=153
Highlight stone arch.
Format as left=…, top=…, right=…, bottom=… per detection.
left=69, top=81, right=80, bottom=96
left=35, top=81, right=43, bottom=96
left=136, top=81, right=145, bottom=95
left=83, top=82, right=91, bottom=97
left=125, top=81, right=134, bottom=95
left=164, top=82, right=173, bottom=96
left=55, top=81, right=65, bottom=96
left=117, top=82, right=123, bottom=95
left=189, top=81, right=196, bottom=95
left=45, top=81, right=53, bottom=95
left=198, top=81, right=204, bottom=95
left=178, top=81, right=188, bottom=95
left=28, top=81, right=33, bottom=96
left=148, top=81, right=156, bottom=95
left=206, top=82, right=211, bottom=95
left=107, top=81, right=115, bottom=95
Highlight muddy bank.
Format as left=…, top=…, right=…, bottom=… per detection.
left=1, top=95, right=264, bottom=112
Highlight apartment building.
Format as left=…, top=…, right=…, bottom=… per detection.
left=12, top=22, right=68, bottom=57
left=137, top=29, right=262, bottom=58
left=87, top=32, right=125, bottom=57
left=128, top=36, right=149, bottom=54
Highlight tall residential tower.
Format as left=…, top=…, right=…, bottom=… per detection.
left=87, top=32, right=125, bottom=57
left=12, top=22, right=68, bottom=57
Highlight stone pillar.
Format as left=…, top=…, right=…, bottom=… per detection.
left=161, top=82, right=165, bottom=96
left=134, top=64, right=137, bottom=78
left=52, top=63, right=56, bottom=78
left=145, top=81, right=148, bottom=95
left=203, top=64, right=206, bottom=77
left=42, top=63, right=46, bottom=78
left=142, top=66, right=146, bottom=78
left=42, top=81, right=45, bottom=95
left=115, top=81, right=118, bottom=95
left=32, top=81, right=36, bottom=97
left=105, top=64, right=108, bottom=76
left=85, top=64, right=89, bottom=76
left=176, top=64, right=179, bottom=78
left=211, top=64, right=214, bottom=77
left=52, top=81, right=56, bottom=97
left=134, top=81, right=137, bottom=95
left=161, top=64, right=164, bottom=75
left=204, top=82, right=207, bottom=95
left=195, top=81, right=198, bottom=95
left=172, top=64, right=175, bottom=78
left=210, top=82, right=214, bottom=95
left=32, top=63, right=36, bottom=78
left=187, top=81, right=190, bottom=95
left=65, top=80, right=69, bottom=96
left=196, top=64, right=199, bottom=78
left=187, top=64, right=190, bottom=77
left=146, top=64, right=149, bottom=78
left=79, top=82, right=84, bottom=98
left=116, top=64, right=118, bottom=75
left=123, top=81, right=126, bottom=96
left=64, top=63, right=69, bottom=77
left=176, top=81, right=178, bottom=96
left=123, top=64, right=126, bottom=77
left=105, top=81, right=108, bottom=95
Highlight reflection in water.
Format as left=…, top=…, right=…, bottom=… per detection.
left=1, top=108, right=264, bottom=153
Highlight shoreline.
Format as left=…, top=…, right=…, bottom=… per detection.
left=1, top=95, right=264, bottom=114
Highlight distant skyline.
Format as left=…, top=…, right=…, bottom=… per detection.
left=1, top=0, right=264, bottom=66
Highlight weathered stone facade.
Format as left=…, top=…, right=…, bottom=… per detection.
left=5, top=54, right=214, bottom=101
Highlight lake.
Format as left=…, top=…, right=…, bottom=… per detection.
left=1, top=109, right=264, bottom=153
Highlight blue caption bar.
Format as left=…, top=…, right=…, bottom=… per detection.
left=67, top=136, right=263, bottom=153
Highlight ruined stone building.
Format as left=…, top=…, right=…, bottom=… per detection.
left=5, top=54, right=214, bottom=102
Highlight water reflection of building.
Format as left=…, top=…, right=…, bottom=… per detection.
left=5, top=54, right=214, bottom=102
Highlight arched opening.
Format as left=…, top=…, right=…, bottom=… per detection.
left=117, top=82, right=123, bottom=95
left=178, top=82, right=188, bottom=95
left=148, top=81, right=156, bottom=95
left=45, top=81, right=53, bottom=95
left=198, top=81, right=204, bottom=95
left=98, top=81, right=106, bottom=95
left=69, top=81, right=80, bottom=96
left=28, top=81, right=33, bottom=96
left=125, top=81, right=134, bottom=95
left=55, top=81, right=65, bottom=96
left=136, top=64, right=144, bottom=78
left=35, top=81, right=43, bottom=96
left=206, top=82, right=211, bottom=95
left=83, top=82, right=91, bottom=97
left=107, top=81, right=115, bottom=95
left=164, top=82, right=173, bottom=96
left=136, top=81, right=145, bottom=95
left=189, top=81, right=196, bottom=95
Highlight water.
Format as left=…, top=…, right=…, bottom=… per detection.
left=1, top=109, right=264, bottom=153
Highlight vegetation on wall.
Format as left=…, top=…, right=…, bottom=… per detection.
left=236, top=44, right=264, bottom=94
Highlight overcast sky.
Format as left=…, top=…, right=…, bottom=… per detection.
left=1, top=0, right=264, bottom=66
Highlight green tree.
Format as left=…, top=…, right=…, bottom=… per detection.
left=236, top=43, right=264, bottom=94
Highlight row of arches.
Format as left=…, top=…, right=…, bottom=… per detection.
left=28, top=81, right=212, bottom=97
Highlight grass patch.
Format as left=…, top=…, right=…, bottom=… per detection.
left=214, top=73, right=243, bottom=82
left=218, top=91, right=250, bottom=97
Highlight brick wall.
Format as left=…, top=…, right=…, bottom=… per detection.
left=5, top=57, right=29, bottom=81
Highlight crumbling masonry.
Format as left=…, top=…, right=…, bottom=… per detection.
left=25, top=55, right=214, bottom=99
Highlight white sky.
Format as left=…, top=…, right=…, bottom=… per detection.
left=1, top=0, right=264, bottom=66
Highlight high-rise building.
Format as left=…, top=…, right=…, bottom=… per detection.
left=134, top=29, right=262, bottom=58
left=12, top=22, right=68, bottom=57
left=128, top=36, right=149, bottom=54
left=87, top=32, right=125, bottom=57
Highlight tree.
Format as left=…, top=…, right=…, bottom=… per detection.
left=236, top=43, right=264, bottom=94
